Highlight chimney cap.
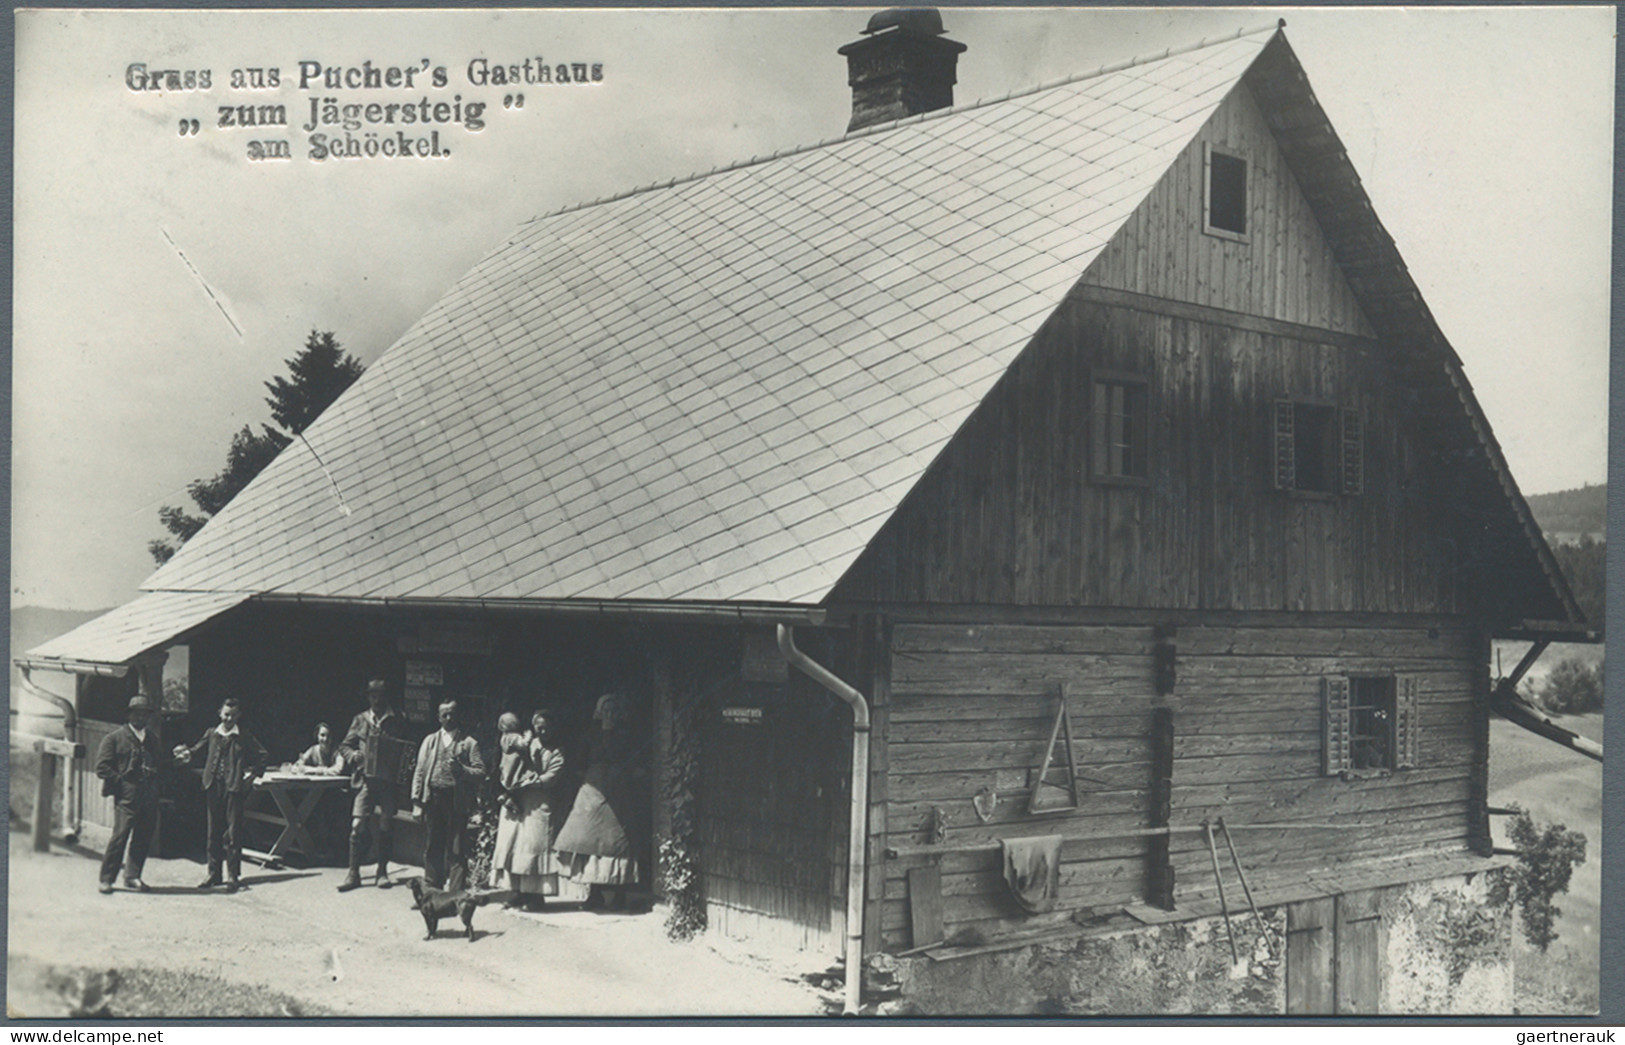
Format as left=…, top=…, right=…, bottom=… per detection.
left=862, top=7, right=947, bottom=37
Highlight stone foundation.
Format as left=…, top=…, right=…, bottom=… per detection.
left=891, top=868, right=1513, bottom=1016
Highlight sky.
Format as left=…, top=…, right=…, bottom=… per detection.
left=10, top=6, right=1616, bottom=611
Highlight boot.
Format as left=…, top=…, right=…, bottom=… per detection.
left=376, top=861, right=392, bottom=889
left=337, top=838, right=365, bottom=893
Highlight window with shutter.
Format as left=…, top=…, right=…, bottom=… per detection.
left=1394, top=675, right=1420, bottom=769
left=1341, top=408, right=1364, bottom=496
left=1324, top=674, right=1411, bottom=777
left=1274, top=400, right=1364, bottom=497
left=1274, top=400, right=1296, bottom=491
left=1322, top=676, right=1351, bottom=775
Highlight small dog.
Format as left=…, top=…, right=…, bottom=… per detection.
left=406, top=877, right=489, bottom=941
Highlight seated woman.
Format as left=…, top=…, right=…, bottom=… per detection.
left=490, top=710, right=565, bottom=911
left=295, top=721, right=347, bottom=860
left=296, top=722, right=345, bottom=774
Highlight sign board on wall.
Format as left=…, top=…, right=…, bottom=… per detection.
left=740, top=630, right=788, bottom=683
left=404, top=686, right=435, bottom=722
left=405, top=660, right=444, bottom=687
left=722, top=706, right=764, bottom=726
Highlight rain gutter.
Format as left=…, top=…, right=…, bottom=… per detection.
left=253, top=592, right=829, bottom=627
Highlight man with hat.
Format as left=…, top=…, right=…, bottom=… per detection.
left=337, top=677, right=410, bottom=891
left=93, top=694, right=165, bottom=894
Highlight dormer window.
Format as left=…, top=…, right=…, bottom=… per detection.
left=1204, top=145, right=1248, bottom=241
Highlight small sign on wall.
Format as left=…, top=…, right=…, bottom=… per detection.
left=741, top=629, right=788, bottom=682
left=404, top=685, right=435, bottom=722
left=405, top=660, right=444, bottom=687
left=722, top=706, right=764, bottom=726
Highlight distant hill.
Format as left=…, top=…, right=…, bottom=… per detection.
left=1526, top=483, right=1606, bottom=543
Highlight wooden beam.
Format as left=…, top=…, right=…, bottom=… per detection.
left=12, top=733, right=87, bottom=760
left=1147, top=706, right=1175, bottom=910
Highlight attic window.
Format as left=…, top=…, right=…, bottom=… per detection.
left=1273, top=400, right=1363, bottom=497
left=1323, top=675, right=1419, bottom=776
left=1090, top=373, right=1149, bottom=484
left=1205, top=146, right=1248, bottom=240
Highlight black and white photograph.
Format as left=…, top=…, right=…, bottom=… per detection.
left=7, top=5, right=1614, bottom=1020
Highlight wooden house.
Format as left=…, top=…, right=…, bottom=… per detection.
left=20, top=17, right=1588, bottom=1015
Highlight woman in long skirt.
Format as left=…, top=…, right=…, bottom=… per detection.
left=553, top=693, right=642, bottom=910
left=490, top=710, right=565, bottom=911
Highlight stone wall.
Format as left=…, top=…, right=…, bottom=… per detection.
left=894, top=912, right=1285, bottom=1016
left=890, top=868, right=1514, bottom=1016
left=1380, top=869, right=1514, bottom=1014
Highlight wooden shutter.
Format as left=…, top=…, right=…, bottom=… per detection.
left=1394, top=675, right=1420, bottom=769
left=1273, top=400, right=1296, bottom=490
left=1322, top=676, right=1351, bottom=775
left=1341, top=408, right=1364, bottom=496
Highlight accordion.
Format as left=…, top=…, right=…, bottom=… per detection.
left=363, top=731, right=412, bottom=783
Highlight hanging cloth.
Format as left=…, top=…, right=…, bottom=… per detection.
left=1001, top=835, right=1063, bottom=914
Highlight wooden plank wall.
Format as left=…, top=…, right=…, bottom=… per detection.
left=835, top=294, right=1454, bottom=615
left=1081, top=82, right=1373, bottom=338
left=697, top=640, right=851, bottom=957
left=877, top=617, right=1479, bottom=951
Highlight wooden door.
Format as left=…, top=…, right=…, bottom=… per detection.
left=1335, top=889, right=1382, bottom=1014
left=1286, top=897, right=1335, bottom=1014
left=1285, top=890, right=1384, bottom=1014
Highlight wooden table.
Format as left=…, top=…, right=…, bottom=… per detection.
left=243, top=771, right=351, bottom=868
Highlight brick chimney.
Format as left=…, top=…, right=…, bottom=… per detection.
left=838, top=8, right=967, bottom=133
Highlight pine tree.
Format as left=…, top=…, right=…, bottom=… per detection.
left=264, top=330, right=366, bottom=436
left=149, top=331, right=363, bottom=565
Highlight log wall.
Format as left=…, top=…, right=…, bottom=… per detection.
left=877, top=615, right=1481, bottom=951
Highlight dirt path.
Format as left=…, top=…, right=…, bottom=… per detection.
left=6, top=832, right=826, bottom=1018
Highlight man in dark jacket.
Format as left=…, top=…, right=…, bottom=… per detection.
left=94, top=694, right=165, bottom=894
left=337, top=677, right=411, bottom=891
left=175, top=696, right=267, bottom=893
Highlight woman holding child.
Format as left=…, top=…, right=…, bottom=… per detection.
left=489, top=709, right=565, bottom=911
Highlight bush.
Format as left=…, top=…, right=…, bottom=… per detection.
left=1500, top=807, right=1587, bottom=952
left=1536, top=657, right=1604, bottom=714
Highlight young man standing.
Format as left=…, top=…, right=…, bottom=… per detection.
left=337, top=677, right=410, bottom=891
left=411, top=699, right=485, bottom=890
left=175, top=696, right=267, bottom=893
left=93, top=694, right=165, bottom=894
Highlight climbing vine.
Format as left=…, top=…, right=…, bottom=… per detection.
left=660, top=678, right=706, bottom=941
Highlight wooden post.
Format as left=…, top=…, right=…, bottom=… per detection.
left=1147, top=706, right=1175, bottom=909
left=33, top=751, right=57, bottom=853
left=862, top=614, right=891, bottom=955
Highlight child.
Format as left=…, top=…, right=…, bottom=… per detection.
left=495, top=712, right=533, bottom=816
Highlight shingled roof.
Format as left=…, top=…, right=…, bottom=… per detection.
left=140, top=25, right=1282, bottom=607
left=26, top=22, right=1582, bottom=671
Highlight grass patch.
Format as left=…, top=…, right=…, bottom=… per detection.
left=9, top=958, right=329, bottom=1019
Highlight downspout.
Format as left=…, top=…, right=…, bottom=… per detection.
left=18, top=665, right=83, bottom=841
left=777, top=624, right=869, bottom=1016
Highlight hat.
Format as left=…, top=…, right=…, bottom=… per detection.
left=127, top=695, right=154, bottom=713
left=367, top=678, right=388, bottom=693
